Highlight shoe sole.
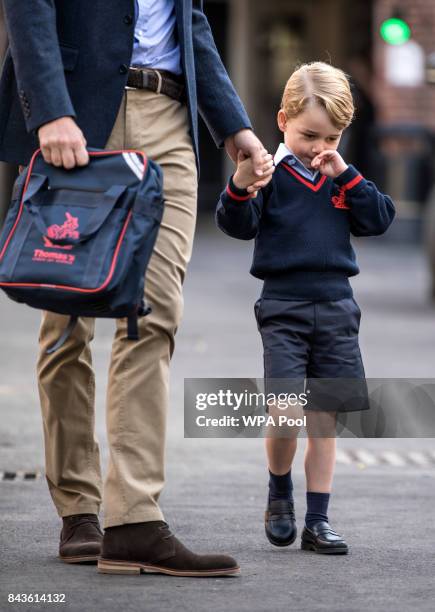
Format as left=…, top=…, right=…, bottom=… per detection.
left=265, top=526, right=297, bottom=548
left=301, top=541, right=348, bottom=555
left=59, top=555, right=99, bottom=564
left=97, top=559, right=241, bottom=577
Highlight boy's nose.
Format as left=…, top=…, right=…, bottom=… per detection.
left=312, top=144, right=324, bottom=155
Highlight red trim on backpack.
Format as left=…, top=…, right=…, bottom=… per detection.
left=0, top=147, right=39, bottom=261
left=0, top=148, right=148, bottom=293
left=1, top=209, right=133, bottom=293
left=226, top=184, right=251, bottom=201
left=282, top=162, right=327, bottom=192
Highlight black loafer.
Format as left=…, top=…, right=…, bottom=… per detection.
left=301, top=521, right=348, bottom=554
left=265, top=499, right=297, bottom=547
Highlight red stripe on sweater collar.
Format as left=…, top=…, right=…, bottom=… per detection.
left=282, top=162, right=327, bottom=192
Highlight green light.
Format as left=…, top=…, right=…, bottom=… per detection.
left=380, top=17, right=411, bottom=45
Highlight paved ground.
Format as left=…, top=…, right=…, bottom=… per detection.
left=1, top=218, right=435, bottom=612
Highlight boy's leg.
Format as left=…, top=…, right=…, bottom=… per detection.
left=255, top=298, right=311, bottom=546
left=304, top=295, right=366, bottom=498
left=301, top=298, right=364, bottom=554
left=304, top=412, right=337, bottom=533
left=265, top=437, right=298, bottom=476
left=257, top=298, right=310, bottom=476
left=304, top=412, right=336, bottom=493
left=302, top=415, right=348, bottom=554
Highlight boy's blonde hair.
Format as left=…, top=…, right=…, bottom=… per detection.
left=281, top=62, right=354, bottom=130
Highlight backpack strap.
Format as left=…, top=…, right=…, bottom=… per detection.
left=126, top=301, right=152, bottom=340
left=46, top=315, right=79, bottom=354
left=46, top=304, right=152, bottom=352
left=127, top=313, right=139, bottom=340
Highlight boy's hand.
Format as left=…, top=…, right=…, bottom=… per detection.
left=233, top=151, right=274, bottom=195
left=311, top=150, right=348, bottom=178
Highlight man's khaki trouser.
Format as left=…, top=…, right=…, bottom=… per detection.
left=36, top=89, right=197, bottom=528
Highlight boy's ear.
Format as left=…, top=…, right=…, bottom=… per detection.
left=277, top=109, right=287, bottom=133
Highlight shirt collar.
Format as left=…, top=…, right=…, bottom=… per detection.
left=273, top=143, right=319, bottom=181
left=274, top=143, right=294, bottom=166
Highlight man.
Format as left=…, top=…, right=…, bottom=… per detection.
left=0, top=0, right=270, bottom=576
left=0, top=4, right=16, bottom=226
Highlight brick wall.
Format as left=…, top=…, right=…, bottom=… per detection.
left=374, top=0, right=435, bottom=130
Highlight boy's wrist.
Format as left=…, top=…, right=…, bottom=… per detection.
left=333, top=162, right=348, bottom=178
left=229, top=174, right=250, bottom=196
left=333, top=164, right=362, bottom=186
left=232, top=172, right=249, bottom=190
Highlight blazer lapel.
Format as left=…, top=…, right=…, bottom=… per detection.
left=174, top=0, right=192, bottom=76
left=174, top=0, right=188, bottom=43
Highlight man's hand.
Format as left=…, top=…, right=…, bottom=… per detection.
left=311, top=150, right=348, bottom=178
left=225, top=129, right=274, bottom=193
left=38, top=117, right=89, bottom=169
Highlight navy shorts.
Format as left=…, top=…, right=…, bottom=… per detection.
left=254, top=297, right=368, bottom=412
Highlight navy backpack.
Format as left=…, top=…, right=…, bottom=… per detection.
left=0, top=148, right=164, bottom=352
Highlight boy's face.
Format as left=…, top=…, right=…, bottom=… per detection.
left=277, top=103, right=343, bottom=170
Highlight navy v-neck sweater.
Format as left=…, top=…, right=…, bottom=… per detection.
left=216, top=162, right=395, bottom=301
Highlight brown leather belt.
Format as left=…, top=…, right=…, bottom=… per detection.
left=127, top=67, right=185, bottom=102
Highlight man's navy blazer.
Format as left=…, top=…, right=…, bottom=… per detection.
left=0, top=0, right=251, bottom=166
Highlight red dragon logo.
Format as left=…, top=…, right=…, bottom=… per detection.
left=43, top=212, right=80, bottom=250
left=331, top=187, right=350, bottom=210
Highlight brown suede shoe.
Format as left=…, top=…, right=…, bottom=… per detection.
left=98, top=521, right=240, bottom=577
left=59, top=513, right=103, bottom=563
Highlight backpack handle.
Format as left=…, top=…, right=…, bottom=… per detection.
left=24, top=174, right=127, bottom=245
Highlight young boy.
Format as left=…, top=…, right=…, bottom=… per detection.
left=216, top=62, right=395, bottom=554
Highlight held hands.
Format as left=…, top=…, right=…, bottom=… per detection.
left=38, top=117, right=89, bottom=169
left=310, top=150, right=348, bottom=178
left=233, top=151, right=274, bottom=196
left=225, top=129, right=275, bottom=195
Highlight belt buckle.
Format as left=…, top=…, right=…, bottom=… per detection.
left=141, top=70, right=151, bottom=89
left=141, top=69, right=162, bottom=94
left=153, top=69, right=163, bottom=94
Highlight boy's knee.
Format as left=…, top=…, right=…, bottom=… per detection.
left=305, top=410, right=337, bottom=438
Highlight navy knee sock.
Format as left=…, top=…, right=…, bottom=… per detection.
left=268, top=469, right=293, bottom=503
left=305, top=492, right=330, bottom=528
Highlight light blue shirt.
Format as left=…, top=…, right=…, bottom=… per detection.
left=132, top=0, right=182, bottom=75
left=274, top=143, right=319, bottom=183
